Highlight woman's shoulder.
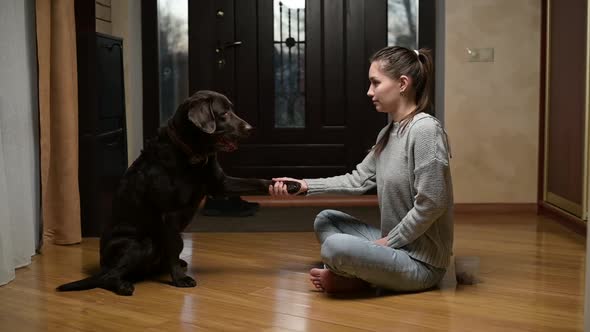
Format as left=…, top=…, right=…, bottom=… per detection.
left=375, top=121, right=394, bottom=141
left=406, top=113, right=451, bottom=162
left=407, top=113, right=444, bottom=135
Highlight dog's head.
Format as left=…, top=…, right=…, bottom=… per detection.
left=170, top=90, right=253, bottom=153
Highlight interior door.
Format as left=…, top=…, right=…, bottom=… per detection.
left=543, top=0, right=589, bottom=218
left=189, top=0, right=434, bottom=179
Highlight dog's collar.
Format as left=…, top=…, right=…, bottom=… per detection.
left=166, top=121, right=208, bottom=166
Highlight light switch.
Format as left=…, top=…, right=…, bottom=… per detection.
left=466, top=48, right=494, bottom=62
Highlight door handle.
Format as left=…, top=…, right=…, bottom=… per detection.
left=223, top=41, right=242, bottom=48
left=215, top=41, right=242, bottom=69
left=216, top=41, right=243, bottom=53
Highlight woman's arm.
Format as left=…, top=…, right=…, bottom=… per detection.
left=304, top=149, right=378, bottom=195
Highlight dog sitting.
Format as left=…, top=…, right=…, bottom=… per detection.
left=57, top=90, right=299, bottom=295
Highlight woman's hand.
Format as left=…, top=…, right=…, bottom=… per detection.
left=373, top=237, right=388, bottom=246
left=269, top=177, right=308, bottom=196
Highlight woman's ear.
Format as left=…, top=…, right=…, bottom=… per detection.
left=399, top=75, right=411, bottom=92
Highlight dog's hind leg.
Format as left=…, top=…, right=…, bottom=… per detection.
left=100, top=239, right=153, bottom=295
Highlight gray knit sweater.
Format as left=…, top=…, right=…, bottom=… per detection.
left=305, top=113, right=453, bottom=268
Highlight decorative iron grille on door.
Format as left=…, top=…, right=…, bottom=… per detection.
left=274, top=0, right=305, bottom=128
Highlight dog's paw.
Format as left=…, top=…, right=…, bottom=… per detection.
left=173, top=275, right=197, bottom=288
left=115, top=281, right=135, bottom=296
left=272, top=180, right=301, bottom=194
left=285, top=181, right=301, bottom=194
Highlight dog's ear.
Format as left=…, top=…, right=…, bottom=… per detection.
left=187, top=100, right=216, bottom=134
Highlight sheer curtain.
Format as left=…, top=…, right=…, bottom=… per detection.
left=0, top=0, right=40, bottom=286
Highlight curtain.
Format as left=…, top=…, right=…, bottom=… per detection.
left=0, top=0, right=40, bottom=286
left=36, top=0, right=81, bottom=244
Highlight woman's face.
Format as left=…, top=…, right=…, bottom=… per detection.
left=367, top=61, right=400, bottom=114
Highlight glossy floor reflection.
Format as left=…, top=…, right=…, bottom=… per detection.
left=0, top=212, right=584, bottom=331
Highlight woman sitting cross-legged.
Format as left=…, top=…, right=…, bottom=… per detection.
left=269, top=46, right=453, bottom=294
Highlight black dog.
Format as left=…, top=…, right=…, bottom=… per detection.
left=57, top=90, right=299, bottom=295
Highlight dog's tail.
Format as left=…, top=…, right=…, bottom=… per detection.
left=56, top=271, right=107, bottom=292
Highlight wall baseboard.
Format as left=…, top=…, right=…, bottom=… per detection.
left=454, top=203, right=537, bottom=214
left=226, top=196, right=587, bottom=235
left=242, top=196, right=539, bottom=213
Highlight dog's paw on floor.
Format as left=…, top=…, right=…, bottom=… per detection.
left=172, top=276, right=197, bottom=288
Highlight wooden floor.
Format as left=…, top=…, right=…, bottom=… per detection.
left=0, top=212, right=585, bottom=331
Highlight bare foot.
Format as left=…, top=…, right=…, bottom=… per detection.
left=309, top=268, right=369, bottom=293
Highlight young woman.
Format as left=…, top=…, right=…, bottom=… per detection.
left=270, top=46, right=453, bottom=293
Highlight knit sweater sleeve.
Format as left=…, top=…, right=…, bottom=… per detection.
left=304, top=149, right=377, bottom=195
left=386, top=119, right=451, bottom=248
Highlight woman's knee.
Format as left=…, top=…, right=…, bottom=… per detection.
left=320, top=234, right=355, bottom=265
left=313, top=209, right=341, bottom=232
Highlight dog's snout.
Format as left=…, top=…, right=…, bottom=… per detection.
left=243, top=123, right=253, bottom=132
left=239, top=122, right=254, bottom=137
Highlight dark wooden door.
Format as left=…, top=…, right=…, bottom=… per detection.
left=189, top=0, right=434, bottom=179
left=543, top=0, right=588, bottom=218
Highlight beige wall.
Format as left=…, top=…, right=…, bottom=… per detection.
left=95, top=0, right=112, bottom=35
left=111, top=0, right=144, bottom=164
left=445, top=0, right=541, bottom=203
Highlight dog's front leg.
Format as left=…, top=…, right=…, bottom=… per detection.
left=221, top=176, right=273, bottom=195
left=208, top=157, right=299, bottom=195
left=162, top=211, right=197, bottom=288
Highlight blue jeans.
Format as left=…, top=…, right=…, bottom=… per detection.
left=315, top=209, right=446, bottom=292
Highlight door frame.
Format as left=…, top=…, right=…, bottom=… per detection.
left=141, top=0, right=160, bottom=142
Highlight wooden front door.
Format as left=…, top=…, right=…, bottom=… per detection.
left=189, top=0, right=386, bottom=180
left=189, top=0, right=434, bottom=179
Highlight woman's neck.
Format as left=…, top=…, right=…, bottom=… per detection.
left=390, top=100, right=418, bottom=122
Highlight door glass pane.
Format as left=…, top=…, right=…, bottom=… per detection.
left=388, top=0, right=418, bottom=49
left=274, top=0, right=306, bottom=128
left=157, top=0, right=189, bottom=124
